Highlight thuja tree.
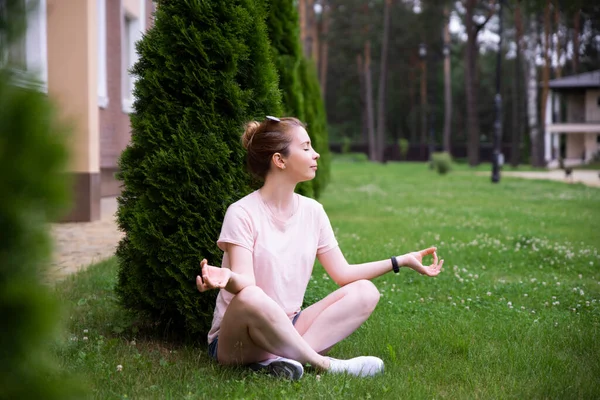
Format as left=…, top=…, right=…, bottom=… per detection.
left=0, top=1, right=80, bottom=398
left=265, top=0, right=330, bottom=199
left=299, top=57, right=331, bottom=198
left=116, top=0, right=282, bottom=337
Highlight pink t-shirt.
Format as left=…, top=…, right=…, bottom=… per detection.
left=207, top=190, right=338, bottom=343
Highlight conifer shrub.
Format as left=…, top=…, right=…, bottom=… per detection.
left=265, top=0, right=314, bottom=198
left=299, top=57, right=331, bottom=198
left=116, top=0, right=282, bottom=337
left=431, top=151, right=453, bottom=175
left=0, top=2, right=79, bottom=397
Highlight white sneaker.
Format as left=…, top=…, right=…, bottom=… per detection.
left=249, top=356, right=304, bottom=380
left=327, top=356, right=384, bottom=377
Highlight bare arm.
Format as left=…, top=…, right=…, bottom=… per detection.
left=196, top=243, right=255, bottom=295
left=317, top=246, right=444, bottom=287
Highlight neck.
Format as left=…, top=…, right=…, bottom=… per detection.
left=259, top=175, right=297, bottom=212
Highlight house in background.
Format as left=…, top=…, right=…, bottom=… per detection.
left=545, top=70, right=600, bottom=168
left=4, top=0, right=154, bottom=222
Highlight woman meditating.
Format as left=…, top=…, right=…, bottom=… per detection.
left=196, top=116, right=444, bottom=380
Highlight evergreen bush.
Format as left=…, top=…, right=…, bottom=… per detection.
left=116, top=0, right=282, bottom=337
left=299, top=57, right=331, bottom=199
left=0, top=2, right=79, bottom=397
left=431, top=151, right=453, bottom=175
left=265, top=0, right=314, bottom=198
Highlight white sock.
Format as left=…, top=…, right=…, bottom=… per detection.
left=326, top=356, right=384, bottom=377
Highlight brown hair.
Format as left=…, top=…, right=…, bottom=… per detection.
left=241, top=117, right=305, bottom=179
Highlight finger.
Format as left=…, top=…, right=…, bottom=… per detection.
left=433, top=252, right=438, bottom=266
left=439, top=259, right=444, bottom=270
left=420, top=247, right=436, bottom=256
left=196, top=275, right=206, bottom=292
left=200, top=259, right=207, bottom=283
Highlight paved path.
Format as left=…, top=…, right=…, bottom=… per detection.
left=48, top=197, right=123, bottom=282
left=494, top=169, right=600, bottom=187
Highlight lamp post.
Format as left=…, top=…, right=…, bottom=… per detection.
left=492, top=0, right=504, bottom=183
left=419, top=43, right=427, bottom=160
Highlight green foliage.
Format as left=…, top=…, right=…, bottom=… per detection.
left=431, top=151, right=452, bottom=174
left=341, top=136, right=352, bottom=154
left=397, top=138, right=409, bottom=159
left=0, top=3, right=80, bottom=398
left=299, top=57, right=331, bottom=199
left=115, top=0, right=282, bottom=337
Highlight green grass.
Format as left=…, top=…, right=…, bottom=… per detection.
left=53, top=162, right=600, bottom=399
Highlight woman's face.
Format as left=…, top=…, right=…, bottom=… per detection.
left=281, top=126, right=320, bottom=182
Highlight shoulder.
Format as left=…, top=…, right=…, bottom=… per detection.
left=225, top=191, right=261, bottom=220
left=297, top=194, right=327, bottom=217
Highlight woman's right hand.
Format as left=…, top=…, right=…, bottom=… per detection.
left=196, top=259, right=231, bottom=292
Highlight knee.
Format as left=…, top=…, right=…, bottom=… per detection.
left=232, top=285, right=277, bottom=318
left=350, top=280, right=380, bottom=313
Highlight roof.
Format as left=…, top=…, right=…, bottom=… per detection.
left=549, top=70, right=600, bottom=89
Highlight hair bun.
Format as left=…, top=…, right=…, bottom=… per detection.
left=242, top=121, right=261, bottom=150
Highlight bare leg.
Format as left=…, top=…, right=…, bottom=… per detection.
left=217, top=286, right=329, bottom=369
left=294, top=280, right=380, bottom=354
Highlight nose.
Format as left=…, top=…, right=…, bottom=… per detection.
left=314, top=151, right=320, bottom=160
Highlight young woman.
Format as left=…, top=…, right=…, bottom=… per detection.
left=196, top=116, right=444, bottom=380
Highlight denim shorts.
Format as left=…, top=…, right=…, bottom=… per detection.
left=208, top=311, right=302, bottom=361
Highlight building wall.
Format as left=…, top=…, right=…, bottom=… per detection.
left=566, top=134, right=585, bottom=159
left=99, top=0, right=154, bottom=196
left=566, top=91, right=586, bottom=122
left=585, top=89, right=600, bottom=122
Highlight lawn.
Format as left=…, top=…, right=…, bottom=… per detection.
left=53, top=161, right=600, bottom=399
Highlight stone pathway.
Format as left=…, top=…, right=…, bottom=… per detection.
left=489, top=169, right=600, bottom=187
left=48, top=197, right=123, bottom=282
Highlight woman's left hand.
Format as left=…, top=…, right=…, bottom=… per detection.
left=400, top=247, right=444, bottom=277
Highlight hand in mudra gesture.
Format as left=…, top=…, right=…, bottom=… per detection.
left=196, top=259, right=231, bottom=292
left=403, top=247, right=444, bottom=277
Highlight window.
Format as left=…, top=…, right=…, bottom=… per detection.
left=98, top=0, right=108, bottom=108
left=122, top=0, right=145, bottom=114
left=1, top=0, right=48, bottom=91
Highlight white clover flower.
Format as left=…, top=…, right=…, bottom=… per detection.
left=579, top=274, right=583, bottom=279
left=521, top=306, right=525, bottom=310
left=83, top=329, right=89, bottom=334
left=580, top=290, right=584, bottom=296
left=117, top=365, right=123, bottom=372
left=507, top=301, right=512, bottom=307
left=531, top=310, right=536, bottom=314
left=524, top=294, right=528, bottom=297
left=486, top=292, right=492, bottom=296
left=131, top=340, right=136, bottom=346
left=83, top=336, right=88, bottom=341
left=465, top=306, right=470, bottom=310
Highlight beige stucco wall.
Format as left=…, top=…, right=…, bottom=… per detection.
left=584, top=133, right=600, bottom=160
left=566, top=134, right=585, bottom=159
left=123, top=0, right=140, bottom=18
left=586, top=89, right=600, bottom=122
left=47, top=0, right=99, bottom=173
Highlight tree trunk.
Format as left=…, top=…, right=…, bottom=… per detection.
left=318, top=2, right=330, bottom=98
left=572, top=9, right=580, bottom=74
left=376, top=0, right=392, bottom=162
left=554, top=1, right=562, bottom=79
left=538, top=0, right=551, bottom=167
left=526, top=16, right=540, bottom=167
left=443, top=6, right=452, bottom=154
left=357, top=54, right=368, bottom=145
left=465, top=0, right=480, bottom=166
left=364, top=41, right=377, bottom=161
left=511, top=0, right=524, bottom=167
left=299, top=0, right=308, bottom=58
left=420, top=57, right=427, bottom=159
left=409, top=62, right=417, bottom=144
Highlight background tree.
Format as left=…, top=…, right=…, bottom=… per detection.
left=0, top=1, right=82, bottom=398
left=115, top=0, right=282, bottom=337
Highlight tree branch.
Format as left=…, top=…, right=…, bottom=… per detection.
left=474, top=0, right=497, bottom=34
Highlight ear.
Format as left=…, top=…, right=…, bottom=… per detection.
left=272, top=152, right=286, bottom=170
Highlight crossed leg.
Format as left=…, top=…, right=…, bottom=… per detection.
left=216, top=280, right=380, bottom=369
